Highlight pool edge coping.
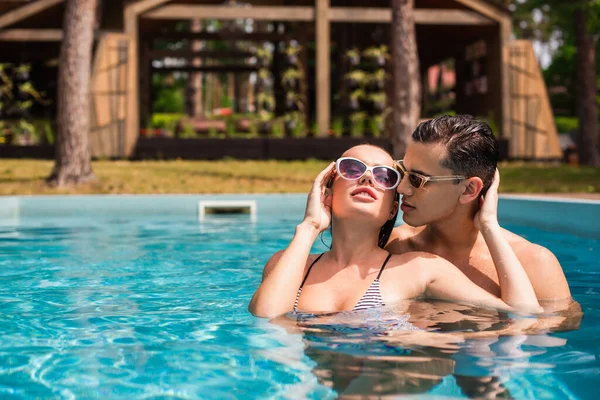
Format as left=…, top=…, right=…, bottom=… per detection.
left=2, top=192, right=599, bottom=204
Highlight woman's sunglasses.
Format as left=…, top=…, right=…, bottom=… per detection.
left=396, top=160, right=466, bottom=189
left=335, top=157, right=401, bottom=190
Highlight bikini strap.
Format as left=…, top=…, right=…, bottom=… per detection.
left=376, top=253, right=392, bottom=280
left=298, top=253, right=324, bottom=290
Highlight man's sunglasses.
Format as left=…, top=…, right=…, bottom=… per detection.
left=335, top=157, right=401, bottom=190
left=396, top=160, right=466, bottom=189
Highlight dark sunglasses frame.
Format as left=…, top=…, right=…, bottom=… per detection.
left=396, top=160, right=466, bottom=189
left=335, top=157, right=401, bottom=190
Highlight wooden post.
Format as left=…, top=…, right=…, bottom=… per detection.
left=124, top=5, right=138, bottom=157
left=191, top=19, right=204, bottom=118
left=249, top=73, right=256, bottom=113
left=500, top=16, right=512, bottom=149
left=140, top=39, right=151, bottom=129
left=234, top=73, right=241, bottom=113
left=316, top=0, right=330, bottom=136
left=228, top=72, right=235, bottom=110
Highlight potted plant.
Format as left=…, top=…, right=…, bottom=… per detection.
left=258, top=69, right=272, bottom=88
left=369, top=92, right=387, bottom=112
left=358, top=90, right=372, bottom=112
left=257, top=92, right=274, bottom=112
left=255, top=47, right=272, bottom=68
left=0, top=124, right=13, bottom=145
left=282, top=68, right=302, bottom=90
left=283, top=112, right=298, bottom=137
left=363, top=45, right=388, bottom=67
left=284, top=44, right=302, bottom=66
left=345, top=70, right=367, bottom=90
left=366, top=116, right=385, bottom=137
left=369, top=69, right=387, bottom=91
left=258, top=111, right=272, bottom=135
left=349, top=112, right=366, bottom=137
left=285, top=91, right=299, bottom=111
left=348, top=89, right=364, bottom=112
left=14, top=64, right=30, bottom=81
left=345, top=48, right=361, bottom=67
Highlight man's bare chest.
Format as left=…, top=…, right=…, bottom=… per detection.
left=412, top=240, right=502, bottom=296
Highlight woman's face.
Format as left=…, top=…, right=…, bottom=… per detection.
left=330, top=145, right=399, bottom=226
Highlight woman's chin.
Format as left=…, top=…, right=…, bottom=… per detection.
left=334, top=205, right=388, bottom=224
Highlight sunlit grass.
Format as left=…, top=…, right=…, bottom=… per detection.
left=0, top=159, right=599, bottom=196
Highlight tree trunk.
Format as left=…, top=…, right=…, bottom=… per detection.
left=575, top=8, right=600, bottom=166
left=48, top=0, right=98, bottom=186
left=391, top=0, right=421, bottom=159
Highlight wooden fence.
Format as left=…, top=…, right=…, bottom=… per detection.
left=0, top=137, right=394, bottom=161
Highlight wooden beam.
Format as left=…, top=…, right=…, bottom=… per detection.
left=130, top=0, right=173, bottom=15
left=316, top=0, right=330, bottom=137
left=0, top=29, right=62, bottom=41
left=453, top=0, right=506, bottom=23
left=152, top=65, right=258, bottom=73
left=143, top=5, right=315, bottom=21
left=148, top=49, right=254, bottom=59
left=329, top=7, right=389, bottom=23
left=328, top=8, right=494, bottom=25
left=0, top=0, right=63, bottom=29
left=145, top=31, right=290, bottom=42
left=415, top=9, right=494, bottom=25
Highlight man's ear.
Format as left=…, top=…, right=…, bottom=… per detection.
left=458, top=177, right=483, bottom=205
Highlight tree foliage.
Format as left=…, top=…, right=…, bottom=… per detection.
left=511, top=0, right=600, bottom=115
left=0, top=64, right=49, bottom=144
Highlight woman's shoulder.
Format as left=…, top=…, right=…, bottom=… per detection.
left=262, top=250, right=322, bottom=280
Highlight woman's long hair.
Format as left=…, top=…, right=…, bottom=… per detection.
left=378, top=191, right=400, bottom=248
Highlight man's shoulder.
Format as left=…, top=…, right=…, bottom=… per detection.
left=500, top=228, right=556, bottom=263
left=499, top=227, right=571, bottom=300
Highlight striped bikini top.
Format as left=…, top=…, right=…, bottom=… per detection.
left=293, top=253, right=392, bottom=313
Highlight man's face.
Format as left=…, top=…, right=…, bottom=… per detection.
left=397, top=141, right=465, bottom=227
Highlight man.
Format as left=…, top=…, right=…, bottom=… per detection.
left=386, top=114, right=581, bottom=398
left=386, top=115, right=575, bottom=312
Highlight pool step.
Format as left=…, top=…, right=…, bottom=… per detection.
left=198, top=200, right=257, bottom=222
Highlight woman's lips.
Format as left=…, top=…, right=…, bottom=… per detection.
left=351, top=187, right=377, bottom=201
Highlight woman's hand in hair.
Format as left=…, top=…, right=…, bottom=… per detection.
left=474, top=169, right=500, bottom=232
left=303, top=162, right=335, bottom=233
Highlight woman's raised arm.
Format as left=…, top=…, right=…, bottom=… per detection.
left=248, top=162, right=335, bottom=318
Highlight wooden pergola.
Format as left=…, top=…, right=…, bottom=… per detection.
left=0, top=0, right=562, bottom=160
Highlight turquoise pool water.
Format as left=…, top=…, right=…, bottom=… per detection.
left=0, top=195, right=598, bottom=399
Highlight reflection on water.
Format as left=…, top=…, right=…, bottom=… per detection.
left=271, top=299, right=583, bottom=398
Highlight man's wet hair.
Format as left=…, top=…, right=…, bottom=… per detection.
left=411, top=114, right=498, bottom=196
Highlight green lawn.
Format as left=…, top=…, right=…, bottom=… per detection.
left=0, top=159, right=599, bottom=196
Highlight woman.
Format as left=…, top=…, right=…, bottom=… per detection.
left=249, top=145, right=541, bottom=318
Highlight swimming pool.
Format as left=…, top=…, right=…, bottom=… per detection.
left=0, top=194, right=598, bottom=399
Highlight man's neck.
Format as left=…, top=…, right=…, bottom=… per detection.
left=422, top=211, right=480, bottom=252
